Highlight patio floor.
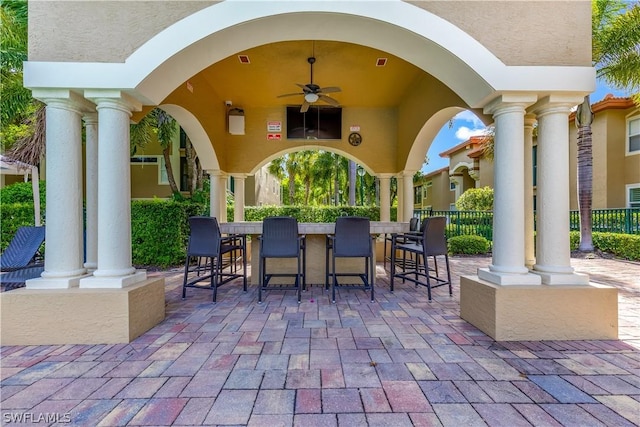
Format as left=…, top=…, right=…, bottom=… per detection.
left=1, top=255, right=639, bottom=426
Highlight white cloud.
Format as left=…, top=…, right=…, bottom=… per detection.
left=454, top=110, right=485, bottom=128
left=453, top=110, right=487, bottom=141
left=455, top=126, right=487, bottom=141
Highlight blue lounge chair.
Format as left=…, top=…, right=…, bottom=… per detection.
left=0, top=226, right=45, bottom=290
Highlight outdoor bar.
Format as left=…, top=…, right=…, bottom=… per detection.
left=220, top=221, right=409, bottom=285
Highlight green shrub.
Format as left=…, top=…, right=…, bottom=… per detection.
left=570, top=231, right=640, bottom=261
left=131, top=200, right=205, bottom=267
left=455, top=186, right=493, bottom=211
left=242, top=206, right=381, bottom=222
left=448, top=235, right=490, bottom=255
left=0, top=180, right=45, bottom=206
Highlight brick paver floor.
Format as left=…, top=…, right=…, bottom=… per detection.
left=1, top=255, right=639, bottom=426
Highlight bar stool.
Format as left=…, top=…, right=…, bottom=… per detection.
left=182, top=216, right=247, bottom=302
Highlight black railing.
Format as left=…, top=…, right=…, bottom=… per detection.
left=413, top=208, right=640, bottom=239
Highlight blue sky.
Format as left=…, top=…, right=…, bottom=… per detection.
left=421, top=79, right=632, bottom=174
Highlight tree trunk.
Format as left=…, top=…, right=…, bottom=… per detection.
left=348, top=160, right=356, bottom=206
left=288, top=172, right=295, bottom=204
left=576, top=96, right=594, bottom=252
left=162, top=146, right=180, bottom=195
left=185, top=137, right=194, bottom=193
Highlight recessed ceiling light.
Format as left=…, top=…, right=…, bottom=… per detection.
left=238, top=55, right=250, bottom=64
left=376, top=58, right=387, bottom=67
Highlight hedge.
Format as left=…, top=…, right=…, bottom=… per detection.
left=131, top=200, right=205, bottom=267
left=570, top=231, right=640, bottom=261
left=242, top=205, right=384, bottom=222
left=4, top=195, right=639, bottom=266
left=448, top=235, right=490, bottom=255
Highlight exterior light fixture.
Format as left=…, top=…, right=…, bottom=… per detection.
left=304, top=93, right=319, bottom=103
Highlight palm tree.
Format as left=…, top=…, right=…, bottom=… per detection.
left=130, top=108, right=180, bottom=195
left=267, top=153, right=307, bottom=204
left=1, top=0, right=46, bottom=165
left=1, top=0, right=29, bottom=128
left=593, top=1, right=640, bottom=103
left=576, top=0, right=640, bottom=252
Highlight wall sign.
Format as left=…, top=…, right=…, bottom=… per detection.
left=267, top=121, right=282, bottom=132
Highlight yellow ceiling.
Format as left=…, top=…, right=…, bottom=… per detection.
left=194, top=40, right=426, bottom=110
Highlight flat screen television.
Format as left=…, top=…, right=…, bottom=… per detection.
left=286, top=106, right=342, bottom=140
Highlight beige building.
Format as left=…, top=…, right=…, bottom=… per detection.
left=416, top=96, right=639, bottom=211
left=569, top=96, right=640, bottom=209
left=4, top=1, right=619, bottom=344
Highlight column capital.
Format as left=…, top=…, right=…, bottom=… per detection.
left=524, top=113, right=536, bottom=128
left=483, top=94, right=537, bottom=116
left=206, top=169, right=226, bottom=177
left=82, top=112, right=98, bottom=124
left=84, top=90, right=142, bottom=113
left=376, top=173, right=394, bottom=180
left=401, top=170, right=417, bottom=178
left=529, top=95, right=584, bottom=117
left=33, top=89, right=94, bottom=114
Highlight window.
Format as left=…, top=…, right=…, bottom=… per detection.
left=159, top=157, right=169, bottom=185
left=628, top=117, right=640, bottom=154
left=130, top=156, right=158, bottom=164
left=450, top=182, right=456, bottom=191
left=628, top=184, right=640, bottom=208
left=414, top=185, right=422, bottom=204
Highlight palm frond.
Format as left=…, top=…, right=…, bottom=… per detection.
left=4, top=105, right=46, bottom=165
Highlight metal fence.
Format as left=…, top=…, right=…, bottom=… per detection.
left=413, top=208, right=640, bottom=240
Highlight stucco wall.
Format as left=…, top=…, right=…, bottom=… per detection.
left=28, top=1, right=215, bottom=62
left=28, top=1, right=591, bottom=66
left=207, top=105, right=399, bottom=174
left=415, top=1, right=591, bottom=66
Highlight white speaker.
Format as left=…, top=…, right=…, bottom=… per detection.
left=228, top=108, right=245, bottom=135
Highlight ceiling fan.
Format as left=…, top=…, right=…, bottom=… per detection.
left=277, top=56, right=341, bottom=113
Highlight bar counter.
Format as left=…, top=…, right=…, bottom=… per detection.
left=219, top=221, right=409, bottom=285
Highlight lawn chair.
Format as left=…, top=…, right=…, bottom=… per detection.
left=0, top=226, right=45, bottom=291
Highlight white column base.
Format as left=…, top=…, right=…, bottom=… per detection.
left=26, top=273, right=90, bottom=289
left=79, top=270, right=147, bottom=289
left=478, top=268, right=542, bottom=286
left=531, top=270, right=590, bottom=285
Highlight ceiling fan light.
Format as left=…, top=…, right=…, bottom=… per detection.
left=304, top=93, right=319, bottom=103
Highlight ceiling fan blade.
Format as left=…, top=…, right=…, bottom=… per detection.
left=296, top=83, right=312, bottom=92
left=300, top=100, right=310, bottom=113
left=277, top=92, right=304, bottom=98
left=319, top=86, right=341, bottom=94
left=319, top=95, right=340, bottom=106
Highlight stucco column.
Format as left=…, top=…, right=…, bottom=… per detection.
left=402, top=170, right=415, bottom=222
left=232, top=174, right=246, bottom=222
left=531, top=97, right=589, bottom=285
left=523, top=114, right=536, bottom=268
left=378, top=174, right=393, bottom=222
left=396, top=174, right=404, bottom=222
left=80, top=93, right=146, bottom=288
left=218, top=172, right=229, bottom=222
left=83, top=113, right=98, bottom=272
left=208, top=170, right=224, bottom=220
left=27, top=92, right=89, bottom=289
left=478, top=97, right=540, bottom=285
